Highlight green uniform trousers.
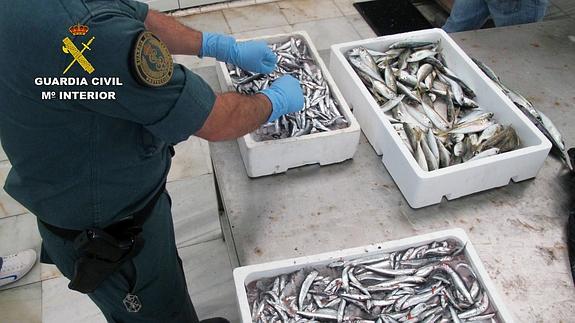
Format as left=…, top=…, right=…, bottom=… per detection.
left=37, top=192, right=200, bottom=323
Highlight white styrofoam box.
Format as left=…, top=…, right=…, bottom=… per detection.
left=216, top=31, right=361, bottom=177
left=234, top=228, right=514, bottom=323
left=329, top=28, right=551, bottom=208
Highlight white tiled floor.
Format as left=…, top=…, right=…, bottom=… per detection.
left=178, top=10, right=232, bottom=34
left=169, top=173, right=222, bottom=248
left=223, top=3, right=289, bottom=33
left=42, top=277, right=105, bottom=323
left=277, top=0, right=342, bottom=24
left=0, top=282, right=42, bottom=323
left=292, top=16, right=364, bottom=50
left=181, top=239, right=240, bottom=322
left=0, top=135, right=235, bottom=323
left=0, top=161, right=29, bottom=220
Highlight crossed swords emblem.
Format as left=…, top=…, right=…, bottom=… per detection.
left=62, top=36, right=95, bottom=75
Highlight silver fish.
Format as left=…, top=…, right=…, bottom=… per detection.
left=407, top=49, right=438, bottom=63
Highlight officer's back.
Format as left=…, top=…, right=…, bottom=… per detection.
left=0, top=0, right=172, bottom=229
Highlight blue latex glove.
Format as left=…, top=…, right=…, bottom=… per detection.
left=260, top=75, right=305, bottom=123
left=200, top=32, right=277, bottom=74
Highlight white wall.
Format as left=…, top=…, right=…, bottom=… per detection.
left=137, top=0, right=230, bottom=12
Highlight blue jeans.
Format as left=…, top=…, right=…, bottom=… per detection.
left=443, top=0, right=549, bottom=33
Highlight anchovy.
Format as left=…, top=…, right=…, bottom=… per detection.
left=458, top=293, right=490, bottom=319
left=298, top=271, right=318, bottom=309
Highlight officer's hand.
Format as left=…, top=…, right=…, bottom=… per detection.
left=233, top=40, right=277, bottom=74
left=201, top=32, right=277, bottom=74
left=260, top=75, right=305, bottom=122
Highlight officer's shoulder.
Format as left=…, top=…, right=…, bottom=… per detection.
left=83, top=0, right=147, bottom=21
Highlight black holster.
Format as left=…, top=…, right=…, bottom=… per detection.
left=40, top=183, right=165, bottom=294
left=68, top=226, right=144, bottom=294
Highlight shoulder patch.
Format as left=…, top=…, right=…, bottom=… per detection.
left=131, top=31, right=173, bottom=87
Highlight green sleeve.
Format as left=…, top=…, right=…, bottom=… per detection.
left=78, top=11, right=216, bottom=144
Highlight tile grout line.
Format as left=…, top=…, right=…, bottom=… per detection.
left=219, top=9, right=234, bottom=35
left=167, top=170, right=214, bottom=184
left=231, top=15, right=354, bottom=36
left=176, top=235, right=225, bottom=250
left=216, top=1, right=353, bottom=35
left=345, top=15, right=367, bottom=40
left=0, top=210, right=30, bottom=221
left=40, top=280, right=43, bottom=323
left=276, top=1, right=291, bottom=28
left=329, top=0, right=345, bottom=17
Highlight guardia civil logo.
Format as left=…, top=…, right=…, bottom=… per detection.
left=62, top=23, right=95, bottom=75
left=131, top=31, right=173, bottom=87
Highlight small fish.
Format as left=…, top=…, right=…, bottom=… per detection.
left=421, top=136, right=439, bottom=171
left=407, top=49, right=438, bottom=63
left=404, top=103, right=433, bottom=128
left=421, top=98, right=449, bottom=131
left=416, top=63, right=434, bottom=88
left=426, top=128, right=440, bottom=162
left=358, top=47, right=380, bottom=72
left=468, top=148, right=500, bottom=162
left=385, top=64, right=398, bottom=93
left=350, top=55, right=385, bottom=83
left=298, top=270, right=318, bottom=309
left=381, top=95, right=406, bottom=113
left=397, top=82, right=422, bottom=103
left=389, top=40, right=437, bottom=49
left=372, top=79, right=397, bottom=100
left=450, top=119, right=494, bottom=135
left=437, top=138, right=451, bottom=167
left=415, top=140, right=429, bottom=171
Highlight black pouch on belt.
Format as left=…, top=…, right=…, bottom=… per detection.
left=68, top=227, right=144, bottom=294
left=40, top=182, right=165, bottom=294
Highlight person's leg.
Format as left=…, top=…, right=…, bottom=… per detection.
left=38, top=192, right=200, bottom=323
left=442, top=0, right=491, bottom=33
left=486, top=0, right=549, bottom=27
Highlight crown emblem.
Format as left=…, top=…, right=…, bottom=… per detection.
left=69, top=23, right=89, bottom=36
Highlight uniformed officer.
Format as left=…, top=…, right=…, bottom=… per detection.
left=0, top=0, right=304, bottom=322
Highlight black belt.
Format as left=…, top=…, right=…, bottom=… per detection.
left=39, top=183, right=166, bottom=294
left=39, top=183, right=165, bottom=241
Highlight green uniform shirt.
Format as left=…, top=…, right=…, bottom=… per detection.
left=0, top=0, right=216, bottom=229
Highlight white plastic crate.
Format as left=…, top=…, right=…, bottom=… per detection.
left=329, top=29, right=551, bottom=208
left=216, top=31, right=361, bottom=178
left=233, top=228, right=514, bottom=323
